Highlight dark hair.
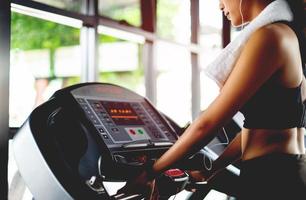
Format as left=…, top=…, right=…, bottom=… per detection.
left=285, top=0, right=306, bottom=69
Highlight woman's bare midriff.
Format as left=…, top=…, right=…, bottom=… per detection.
left=241, top=128, right=306, bottom=161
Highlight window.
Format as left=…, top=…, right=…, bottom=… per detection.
left=199, top=0, right=223, bottom=109
left=10, top=12, right=81, bottom=127
left=156, top=41, right=192, bottom=126
left=99, top=0, right=141, bottom=27
left=157, top=0, right=191, bottom=44
left=31, top=0, right=84, bottom=13
left=97, top=29, right=145, bottom=96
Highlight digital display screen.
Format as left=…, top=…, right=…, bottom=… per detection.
left=101, top=101, right=144, bottom=125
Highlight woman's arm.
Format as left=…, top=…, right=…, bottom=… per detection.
left=188, top=132, right=241, bottom=182
left=152, top=26, right=284, bottom=174
left=209, top=131, right=242, bottom=176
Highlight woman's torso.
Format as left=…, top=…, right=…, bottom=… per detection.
left=240, top=22, right=305, bottom=160
left=241, top=128, right=305, bottom=160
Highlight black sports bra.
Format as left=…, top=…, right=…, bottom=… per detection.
left=239, top=21, right=306, bottom=129
left=240, top=79, right=306, bottom=129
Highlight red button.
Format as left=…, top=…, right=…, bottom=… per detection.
left=129, top=129, right=136, bottom=135
left=164, top=169, right=184, bottom=177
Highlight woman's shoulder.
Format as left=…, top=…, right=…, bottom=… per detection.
left=249, top=23, right=302, bottom=87
left=244, top=22, right=300, bottom=66
left=251, top=22, right=299, bottom=49
left=243, top=24, right=284, bottom=61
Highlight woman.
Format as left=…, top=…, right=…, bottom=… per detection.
left=119, top=0, right=306, bottom=199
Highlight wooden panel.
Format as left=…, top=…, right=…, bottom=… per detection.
left=140, top=0, right=156, bottom=32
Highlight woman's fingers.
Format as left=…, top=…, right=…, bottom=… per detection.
left=116, top=179, right=156, bottom=199
left=187, top=170, right=207, bottom=182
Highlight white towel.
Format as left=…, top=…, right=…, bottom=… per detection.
left=204, top=0, right=293, bottom=87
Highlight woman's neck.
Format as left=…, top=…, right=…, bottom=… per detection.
left=245, top=0, right=274, bottom=21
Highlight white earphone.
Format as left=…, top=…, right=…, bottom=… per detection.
left=233, top=0, right=250, bottom=29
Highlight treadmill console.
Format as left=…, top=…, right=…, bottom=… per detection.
left=71, top=84, right=177, bottom=149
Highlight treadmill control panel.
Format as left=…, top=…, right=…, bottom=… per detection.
left=71, top=84, right=177, bottom=149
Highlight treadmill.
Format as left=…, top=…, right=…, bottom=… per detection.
left=13, top=83, right=240, bottom=199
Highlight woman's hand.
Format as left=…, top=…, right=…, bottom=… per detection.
left=116, top=170, right=159, bottom=200
left=187, top=169, right=215, bottom=182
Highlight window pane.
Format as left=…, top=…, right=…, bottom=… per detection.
left=98, top=32, right=145, bottom=96
left=156, top=41, right=192, bottom=126
left=10, top=12, right=81, bottom=127
left=157, top=0, right=191, bottom=43
left=99, top=0, right=141, bottom=27
left=31, top=0, right=84, bottom=13
left=199, top=0, right=222, bottom=109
